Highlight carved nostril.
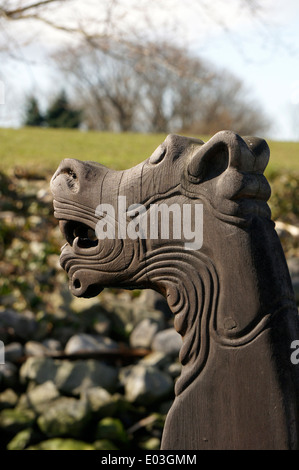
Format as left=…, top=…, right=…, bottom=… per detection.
left=62, top=168, right=77, bottom=179
left=73, top=279, right=81, bottom=289
left=60, top=166, right=79, bottom=193
left=51, top=158, right=81, bottom=195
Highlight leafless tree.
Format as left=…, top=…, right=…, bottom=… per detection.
left=0, top=0, right=63, bottom=19
left=0, top=0, right=266, bottom=61
left=54, top=43, right=145, bottom=131
left=183, top=69, right=270, bottom=136
left=54, top=39, right=270, bottom=135
left=0, top=0, right=271, bottom=134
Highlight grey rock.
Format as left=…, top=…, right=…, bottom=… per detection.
left=37, top=397, right=91, bottom=437
left=0, top=362, right=19, bottom=388
left=132, top=306, right=166, bottom=330
left=26, top=381, right=60, bottom=413
left=42, top=338, right=63, bottom=352
left=14, top=311, right=38, bottom=340
left=72, top=302, right=112, bottom=335
left=0, top=309, right=19, bottom=329
left=140, top=351, right=171, bottom=369
left=64, top=333, right=118, bottom=355
left=17, top=393, right=31, bottom=410
left=55, top=359, right=118, bottom=395
left=135, top=289, right=172, bottom=319
left=130, top=318, right=160, bottom=349
left=164, top=361, right=182, bottom=379
left=20, top=357, right=58, bottom=385
left=123, top=364, right=173, bottom=405
left=4, top=342, right=24, bottom=363
left=0, top=388, right=18, bottom=410
left=82, top=387, right=118, bottom=417
left=24, top=341, right=48, bottom=357
left=0, top=309, right=37, bottom=340
left=151, top=328, right=182, bottom=356
left=118, top=365, right=133, bottom=387
left=20, top=356, right=118, bottom=395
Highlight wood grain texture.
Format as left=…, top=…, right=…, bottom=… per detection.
left=51, top=131, right=299, bottom=449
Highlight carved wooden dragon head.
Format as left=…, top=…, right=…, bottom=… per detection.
left=52, top=130, right=291, bottom=394
left=51, top=130, right=270, bottom=297
left=51, top=131, right=299, bottom=450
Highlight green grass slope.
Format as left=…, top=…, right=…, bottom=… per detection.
left=0, top=127, right=298, bottom=174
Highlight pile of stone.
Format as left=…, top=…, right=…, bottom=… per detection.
left=0, top=289, right=183, bottom=450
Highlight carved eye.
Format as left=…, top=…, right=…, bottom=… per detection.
left=149, top=145, right=166, bottom=164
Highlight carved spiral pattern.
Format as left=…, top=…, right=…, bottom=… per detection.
left=127, top=245, right=288, bottom=396
left=128, top=247, right=219, bottom=396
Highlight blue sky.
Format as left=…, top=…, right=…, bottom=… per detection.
left=0, top=0, right=298, bottom=141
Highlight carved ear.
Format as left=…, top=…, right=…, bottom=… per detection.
left=241, top=136, right=270, bottom=173
left=187, top=131, right=270, bottom=183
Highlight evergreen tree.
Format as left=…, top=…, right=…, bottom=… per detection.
left=45, top=91, right=82, bottom=128
left=23, top=96, right=44, bottom=127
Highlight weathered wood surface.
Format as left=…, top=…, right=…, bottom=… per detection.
left=51, top=131, right=299, bottom=450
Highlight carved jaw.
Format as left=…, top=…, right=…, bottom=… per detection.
left=58, top=219, right=104, bottom=297
left=53, top=211, right=138, bottom=298
left=50, top=159, right=133, bottom=297
left=59, top=220, right=99, bottom=252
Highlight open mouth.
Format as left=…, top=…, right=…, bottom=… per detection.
left=58, top=219, right=105, bottom=298
left=59, top=220, right=99, bottom=249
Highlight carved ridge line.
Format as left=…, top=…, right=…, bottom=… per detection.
left=211, top=301, right=298, bottom=348
left=128, top=248, right=218, bottom=395
left=181, top=189, right=254, bottom=227
left=53, top=196, right=98, bottom=215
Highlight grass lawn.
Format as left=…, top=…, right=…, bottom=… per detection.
left=0, top=127, right=167, bottom=174
left=0, top=127, right=298, bottom=175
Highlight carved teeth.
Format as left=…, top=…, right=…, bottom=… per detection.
left=59, top=220, right=98, bottom=249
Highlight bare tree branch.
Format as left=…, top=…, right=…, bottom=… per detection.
left=0, top=0, right=272, bottom=133
left=0, top=0, right=67, bottom=19
left=54, top=39, right=270, bottom=135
